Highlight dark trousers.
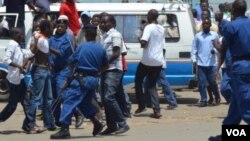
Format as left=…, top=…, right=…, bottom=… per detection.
left=135, top=62, right=162, bottom=112
left=0, top=79, right=29, bottom=128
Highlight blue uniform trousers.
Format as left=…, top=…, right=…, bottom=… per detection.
left=59, top=76, right=98, bottom=126
left=51, top=67, right=71, bottom=123
left=223, top=73, right=250, bottom=124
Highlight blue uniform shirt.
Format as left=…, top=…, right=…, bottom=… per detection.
left=191, top=31, right=219, bottom=67
left=70, top=41, right=108, bottom=73
left=219, top=19, right=230, bottom=37
left=49, top=32, right=74, bottom=71
left=222, top=16, right=250, bottom=74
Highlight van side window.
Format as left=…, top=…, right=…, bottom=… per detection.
left=0, top=16, right=10, bottom=39
left=115, top=15, right=147, bottom=43
left=158, top=14, right=180, bottom=42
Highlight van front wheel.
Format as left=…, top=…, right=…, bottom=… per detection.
left=0, top=71, right=9, bottom=101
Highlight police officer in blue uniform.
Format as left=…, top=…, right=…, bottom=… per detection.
left=49, top=16, right=84, bottom=128
left=50, top=24, right=108, bottom=139
left=209, top=0, right=250, bottom=140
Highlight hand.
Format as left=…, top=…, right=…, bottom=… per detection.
left=211, top=49, right=215, bottom=54
left=212, top=39, right=220, bottom=49
left=193, top=62, right=197, bottom=74
left=18, top=66, right=25, bottom=74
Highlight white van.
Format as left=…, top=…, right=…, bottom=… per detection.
left=0, top=2, right=196, bottom=100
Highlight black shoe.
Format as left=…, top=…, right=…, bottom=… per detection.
left=150, top=112, right=162, bottom=119
left=124, top=112, right=132, bottom=118
left=75, top=115, right=84, bottom=128
left=50, top=127, right=71, bottom=139
left=199, top=103, right=207, bottom=107
left=46, top=126, right=57, bottom=131
left=22, top=126, right=30, bottom=132
left=115, top=125, right=130, bottom=134
left=90, top=116, right=106, bottom=136
left=100, top=128, right=117, bottom=135
left=208, top=135, right=222, bottom=141
left=213, top=98, right=221, bottom=105
left=134, top=108, right=146, bottom=114
left=167, top=104, right=177, bottom=110
left=208, top=99, right=214, bottom=105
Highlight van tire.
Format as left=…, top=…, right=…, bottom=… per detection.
left=0, top=71, right=9, bottom=101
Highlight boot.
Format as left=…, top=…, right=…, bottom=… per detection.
left=75, top=115, right=84, bottom=128
left=50, top=126, right=70, bottom=139
left=90, top=116, right=105, bottom=136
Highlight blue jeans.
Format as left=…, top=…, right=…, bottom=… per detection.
left=157, top=69, right=177, bottom=106
left=197, top=66, right=220, bottom=104
left=135, top=62, right=162, bottom=112
left=28, top=66, right=55, bottom=128
left=0, top=79, right=30, bottom=128
left=116, top=72, right=132, bottom=117
left=220, top=68, right=232, bottom=103
left=101, top=70, right=127, bottom=129
left=59, top=76, right=98, bottom=125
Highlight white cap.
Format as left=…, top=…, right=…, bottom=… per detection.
left=58, top=15, right=69, bottom=21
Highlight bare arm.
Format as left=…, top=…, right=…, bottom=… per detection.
left=49, top=47, right=60, bottom=57
left=108, top=46, right=120, bottom=64
left=140, top=40, right=147, bottom=48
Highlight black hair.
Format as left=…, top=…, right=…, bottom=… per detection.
left=192, top=9, right=198, bottom=18
left=148, top=9, right=159, bottom=21
left=39, top=19, right=52, bottom=33
left=9, top=27, right=20, bottom=39
left=219, top=3, right=225, bottom=12
left=84, top=24, right=97, bottom=41
left=92, top=14, right=100, bottom=19
left=232, top=0, right=247, bottom=16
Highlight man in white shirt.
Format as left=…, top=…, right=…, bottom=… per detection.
left=99, top=14, right=129, bottom=135
left=0, top=27, right=34, bottom=132
left=134, top=9, right=164, bottom=119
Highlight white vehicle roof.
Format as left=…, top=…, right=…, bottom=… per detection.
left=53, top=3, right=189, bottom=13
left=0, top=2, right=190, bottom=13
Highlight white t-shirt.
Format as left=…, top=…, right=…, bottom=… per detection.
left=141, top=23, right=164, bottom=66
left=37, top=37, right=49, bottom=53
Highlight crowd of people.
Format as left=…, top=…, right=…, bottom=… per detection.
left=192, top=0, right=250, bottom=141
left=0, top=0, right=250, bottom=140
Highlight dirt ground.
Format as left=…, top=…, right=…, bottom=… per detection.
left=0, top=89, right=229, bottom=141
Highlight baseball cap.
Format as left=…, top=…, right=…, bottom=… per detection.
left=57, top=15, right=68, bottom=24
left=58, top=15, right=69, bottom=21
left=81, top=11, right=92, bottom=18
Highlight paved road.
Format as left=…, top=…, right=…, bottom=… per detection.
left=0, top=90, right=228, bottom=141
